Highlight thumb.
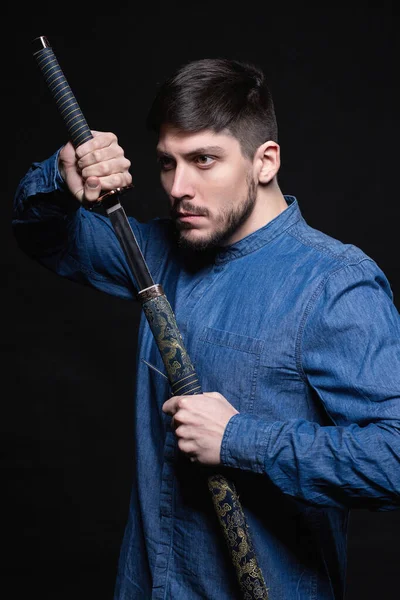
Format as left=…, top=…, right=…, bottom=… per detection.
left=83, top=177, right=101, bottom=203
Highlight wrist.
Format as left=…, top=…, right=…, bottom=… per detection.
left=220, top=413, right=272, bottom=473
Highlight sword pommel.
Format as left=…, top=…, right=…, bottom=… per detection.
left=32, top=35, right=50, bottom=55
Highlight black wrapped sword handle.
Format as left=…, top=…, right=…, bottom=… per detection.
left=32, top=35, right=269, bottom=599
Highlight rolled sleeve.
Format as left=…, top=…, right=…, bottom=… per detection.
left=13, top=149, right=79, bottom=222
left=220, top=413, right=273, bottom=473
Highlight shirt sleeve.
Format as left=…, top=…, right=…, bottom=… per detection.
left=221, top=258, right=400, bottom=511
left=12, top=150, right=157, bottom=301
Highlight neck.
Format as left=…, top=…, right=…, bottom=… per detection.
left=224, top=179, right=288, bottom=245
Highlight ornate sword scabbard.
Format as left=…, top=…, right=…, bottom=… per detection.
left=138, top=284, right=202, bottom=395
left=138, top=284, right=269, bottom=599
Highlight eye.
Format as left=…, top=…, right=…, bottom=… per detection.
left=157, top=156, right=175, bottom=171
left=195, top=155, right=215, bottom=168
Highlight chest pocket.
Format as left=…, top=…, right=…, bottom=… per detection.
left=192, top=326, right=264, bottom=413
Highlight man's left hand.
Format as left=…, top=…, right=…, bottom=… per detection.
left=162, top=392, right=239, bottom=465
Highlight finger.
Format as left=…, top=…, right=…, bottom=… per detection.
left=163, top=396, right=179, bottom=416
left=75, top=131, right=117, bottom=160
left=171, top=415, right=183, bottom=431
left=83, top=177, right=102, bottom=202
left=174, top=422, right=188, bottom=436
left=77, top=145, right=126, bottom=170
left=171, top=413, right=187, bottom=430
left=177, top=437, right=195, bottom=455
left=163, top=395, right=189, bottom=416
left=81, top=157, right=131, bottom=179
left=92, top=171, right=132, bottom=193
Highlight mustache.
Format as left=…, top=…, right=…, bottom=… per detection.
left=170, top=202, right=210, bottom=219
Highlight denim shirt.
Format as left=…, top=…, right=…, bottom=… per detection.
left=13, top=151, right=400, bottom=599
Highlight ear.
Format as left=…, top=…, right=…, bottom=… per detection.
left=253, top=141, right=280, bottom=184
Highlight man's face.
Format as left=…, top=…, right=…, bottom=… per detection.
left=156, top=126, right=257, bottom=251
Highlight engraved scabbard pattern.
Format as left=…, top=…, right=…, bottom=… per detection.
left=143, top=294, right=269, bottom=598
left=142, top=294, right=202, bottom=396
left=208, top=474, right=269, bottom=599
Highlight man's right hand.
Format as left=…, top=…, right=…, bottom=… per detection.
left=59, top=130, right=132, bottom=205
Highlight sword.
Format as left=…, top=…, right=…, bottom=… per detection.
left=31, top=35, right=269, bottom=599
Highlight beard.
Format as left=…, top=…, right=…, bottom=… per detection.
left=171, top=174, right=257, bottom=252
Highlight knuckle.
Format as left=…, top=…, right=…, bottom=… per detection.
left=81, top=166, right=90, bottom=179
left=177, top=396, right=187, bottom=409
left=111, top=174, right=123, bottom=188
left=92, top=149, right=103, bottom=163
left=178, top=438, right=192, bottom=453
left=99, top=162, right=110, bottom=176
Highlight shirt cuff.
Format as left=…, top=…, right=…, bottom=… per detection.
left=28, top=147, right=66, bottom=194
left=40, top=147, right=80, bottom=213
left=220, top=413, right=273, bottom=474
left=54, top=147, right=68, bottom=191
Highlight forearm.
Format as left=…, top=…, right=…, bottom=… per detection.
left=13, top=149, right=78, bottom=220
left=12, top=151, right=137, bottom=299
left=221, top=413, right=400, bottom=510
left=221, top=259, right=400, bottom=511
left=13, top=149, right=80, bottom=254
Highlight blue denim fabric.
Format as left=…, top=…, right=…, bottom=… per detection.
left=13, top=151, right=400, bottom=599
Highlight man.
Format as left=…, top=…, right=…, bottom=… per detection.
left=13, top=57, right=400, bottom=599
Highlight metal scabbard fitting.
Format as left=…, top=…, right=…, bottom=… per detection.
left=137, top=284, right=165, bottom=303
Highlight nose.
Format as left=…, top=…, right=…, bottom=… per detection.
left=169, top=164, right=195, bottom=201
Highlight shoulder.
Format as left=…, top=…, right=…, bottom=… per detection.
left=288, top=218, right=369, bottom=267
left=284, top=216, right=394, bottom=304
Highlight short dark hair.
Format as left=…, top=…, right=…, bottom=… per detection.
left=146, top=58, right=278, bottom=159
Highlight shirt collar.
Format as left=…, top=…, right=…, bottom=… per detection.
left=214, top=195, right=302, bottom=265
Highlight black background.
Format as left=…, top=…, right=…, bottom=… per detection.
left=3, top=2, right=400, bottom=598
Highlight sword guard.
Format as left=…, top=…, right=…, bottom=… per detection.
left=82, top=183, right=134, bottom=211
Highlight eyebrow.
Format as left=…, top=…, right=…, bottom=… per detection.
left=156, top=145, right=227, bottom=159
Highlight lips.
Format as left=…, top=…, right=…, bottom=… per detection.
left=175, top=214, right=206, bottom=228
left=177, top=213, right=204, bottom=218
